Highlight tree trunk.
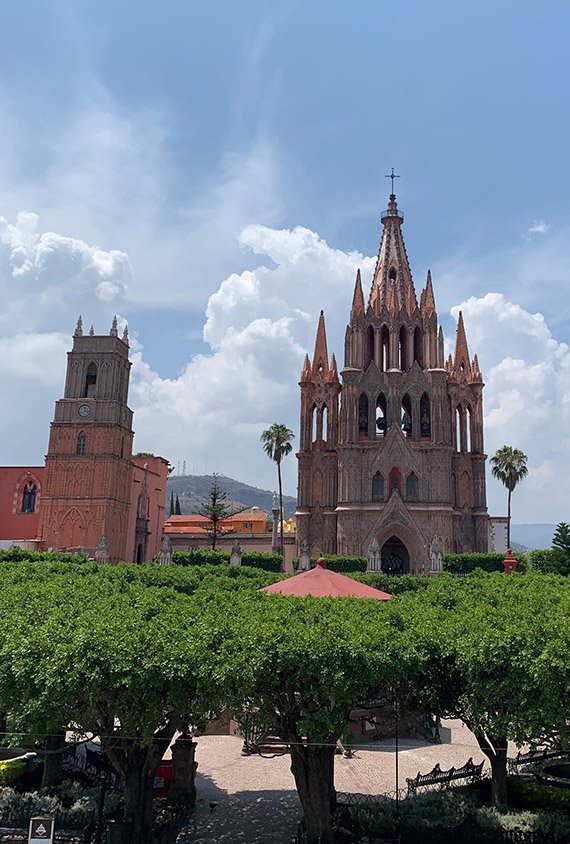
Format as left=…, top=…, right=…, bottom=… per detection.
left=278, top=459, right=284, bottom=561
left=476, top=733, right=508, bottom=811
left=41, top=730, right=66, bottom=789
left=507, top=488, right=512, bottom=549
left=289, top=743, right=336, bottom=844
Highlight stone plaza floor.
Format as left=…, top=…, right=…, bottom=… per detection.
left=178, top=719, right=514, bottom=843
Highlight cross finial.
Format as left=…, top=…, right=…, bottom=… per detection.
left=385, top=167, right=401, bottom=197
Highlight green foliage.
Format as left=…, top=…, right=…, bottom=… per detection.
left=240, top=551, right=283, bottom=572
left=293, top=555, right=368, bottom=573
left=508, top=774, right=570, bottom=811
left=527, top=548, right=570, bottom=576
left=0, top=549, right=89, bottom=564
left=351, top=572, right=431, bottom=594
left=443, top=552, right=527, bottom=573
left=490, top=445, right=529, bottom=492
left=172, top=548, right=230, bottom=566
left=0, top=760, right=25, bottom=785
left=0, top=783, right=119, bottom=824
left=174, top=494, right=182, bottom=515
left=553, top=522, right=570, bottom=556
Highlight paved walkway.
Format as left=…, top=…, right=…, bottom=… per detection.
left=177, top=720, right=514, bottom=843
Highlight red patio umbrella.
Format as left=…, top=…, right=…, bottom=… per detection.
left=261, top=557, right=391, bottom=600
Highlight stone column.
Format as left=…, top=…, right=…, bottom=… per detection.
left=167, top=735, right=197, bottom=806
left=229, top=540, right=242, bottom=566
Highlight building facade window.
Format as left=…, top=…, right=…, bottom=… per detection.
left=21, top=481, right=37, bottom=513
left=76, top=431, right=86, bottom=455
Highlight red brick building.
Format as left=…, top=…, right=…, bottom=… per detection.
left=0, top=318, right=168, bottom=563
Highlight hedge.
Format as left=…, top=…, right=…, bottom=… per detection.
left=171, top=548, right=282, bottom=571
left=0, top=760, right=25, bottom=786
left=0, top=549, right=90, bottom=565
left=443, top=552, right=527, bottom=574
left=526, top=548, right=570, bottom=576
left=351, top=572, right=431, bottom=594
left=292, top=555, right=367, bottom=573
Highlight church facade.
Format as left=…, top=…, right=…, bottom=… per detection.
left=296, top=192, right=489, bottom=573
left=0, top=318, right=168, bottom=563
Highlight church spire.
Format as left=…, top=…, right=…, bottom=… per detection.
left=368, top=192, right=418, bottom=317
left=110, top=316, right=119, bottom=338
left=453, top=310, right=470, bottom=370
left=423, top=269, right=436, bottom=315
left=74, top=315, right=83, bottom=337
left=350, top=268, right=365, bottom=317
left=311, top=310, right=329, bottom=379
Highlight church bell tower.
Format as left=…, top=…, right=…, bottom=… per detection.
left=38, top=317, right=134, bottom=562
left=296, top=188, right=489, bottom=572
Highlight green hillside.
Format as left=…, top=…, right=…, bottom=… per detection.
left=166, top=474, right=297, bottom=519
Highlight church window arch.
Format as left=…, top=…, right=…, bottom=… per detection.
left=413, top=326, right=424, bottom=368
left=358, top=393, right=369, bottom=437
left=398, top=326, right=408, bottom=371
left=388, top=467, right=403, bottom=497
left=401, top=394, right=412, bottom=437
left=322, top=405, right=329, bottom=445
left=364, top=326, right=374, bottom=368
left=380, top=325, right=390, bottom=371
left=406, top=471, right=419, bottom=501
left=372, top=472, right=385, bottom=502
left=83, top=362, right=97, bottom=398
left=76, top=431, right=86, bottom=456
left=455, top=405, right=462, bottom=452
left=311, top=405, right=317, bottom=442
left=375, top=392, right=387, bottom=436
left=466, top=404, right=473, bottom=452
left=420, top=393, right=431, bottom=438
left=389, top=267, right=397, bottom=284
left=21, top=481, right=37, bottom=513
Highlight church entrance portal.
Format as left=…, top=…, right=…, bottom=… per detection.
left=381, top=536, right=410, bottom=575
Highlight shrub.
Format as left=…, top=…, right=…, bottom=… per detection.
left=526, top=548, right=570, bottom=576
left=240, top=551, right=282, bottom=572
left=0, top=760, right=25, bottom=786
left=351, top=572, right=431, bottom=594
left=507, top=774, right=570, bottom=811
left=171, top=549, right=230, bottom=566
left=292, top=555, right=367, bottom=573
left=443, top=552, right=527, bottom=574
left=0, top=549, right=89, bottom=565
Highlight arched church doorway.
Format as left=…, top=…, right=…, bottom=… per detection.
left=380, top=535, right=410, bottom=574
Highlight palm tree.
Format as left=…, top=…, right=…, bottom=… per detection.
left=490, top=446, right=528, bottom=549
left=261, top=424, right=294, bottom=559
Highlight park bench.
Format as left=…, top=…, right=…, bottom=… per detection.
left=507, top=747, right=566, bottom=774
left=406, top=756, right=484, bottom=795
left=246, top=730, right=290, bottom=758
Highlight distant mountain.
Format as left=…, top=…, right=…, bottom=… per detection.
left=511, top=524, right=556, bottom=550
left=166, top=474, right=297, bottom=519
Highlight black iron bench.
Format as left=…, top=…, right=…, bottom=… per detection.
left=507, top=747, right=566, bottom=774
left=406, top=757, right=484, bottom=795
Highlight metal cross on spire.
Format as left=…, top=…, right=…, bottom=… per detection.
left=385, top=167, right=401, bottom=196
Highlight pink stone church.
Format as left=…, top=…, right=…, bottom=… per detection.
left=296, top=190, right=490, bottom=572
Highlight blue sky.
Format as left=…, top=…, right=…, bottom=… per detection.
left=1, top=1, right=570, bottom=522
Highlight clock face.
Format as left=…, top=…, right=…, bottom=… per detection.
left=78, top=404, right=91, bottom=418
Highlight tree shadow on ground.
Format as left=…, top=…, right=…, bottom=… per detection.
left=177, top=771, right=301, bottom=844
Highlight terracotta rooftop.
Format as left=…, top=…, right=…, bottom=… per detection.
left=261, top=558, right=392, bottom=600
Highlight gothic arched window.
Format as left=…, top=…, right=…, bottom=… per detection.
left=388, top=467, right=403, bottom=497
left=21, top=482, right=37, bottom=513
left=406, top=472, right=419, bottom=501
left=375, top=392, right=387, bottom=436
left=76, top=431, right=86, bottom=455
left=420, top=393, right=431, bottom=438
left=364, top=326, right=374, bottom=368
left=372, top=472, right=384, bottom=502
left=84, top=362, right=97, bottom=398
left=398, top=326, right=408, bottom=371
left=401, top=394, right=412, bottom=437
left=358, top=393, right=369, bottom=437
left=380, top=325, right=390, bottom=371
left=414, top=326, right=424, bottom=368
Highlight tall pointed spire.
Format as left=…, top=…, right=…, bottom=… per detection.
left=351, top=269, right=365, bottom=317
left=311, top=310, right=329, bottom=379
left=89, top=325, right=95, bottom=336
left=110, top=316, right=118, bottom=338
left=453, top=311, right=470, bottom=370
left=328, top=352, right=339, bottom=384
left=74, top=315, right=83, bottom=337
left=424, top=269, right=436, bottom=315
left=369, top=193, right=418, bottom=317
left=122, top=324, right=129, bottom=344
left=300, top=353, right=311, bottom=382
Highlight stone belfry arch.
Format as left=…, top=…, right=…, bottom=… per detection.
left=38, top=316, right=134, bottom=562
left=296, top=189, right=489, bottom=570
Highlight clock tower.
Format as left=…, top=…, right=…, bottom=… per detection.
left=38, top=316, right=135, bottom=561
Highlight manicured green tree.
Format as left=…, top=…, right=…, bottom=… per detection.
left=490, top=446, right=528, bottom=549
left=552, top=521, right=570, bottom=557
left=202, top=592, right=422, bottom=844
left=174, top=494, right=182, bottom=515
left=0, top=572, right=216, bottom=844
left=260, top=423, right=294, bottom=558
left=409, top=573, right=570, bottom=811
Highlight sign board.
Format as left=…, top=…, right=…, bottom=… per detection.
left=29, top=817, right=54, bottom=844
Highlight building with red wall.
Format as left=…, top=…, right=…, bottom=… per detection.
left=0, top=318, right=169, bottom=562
